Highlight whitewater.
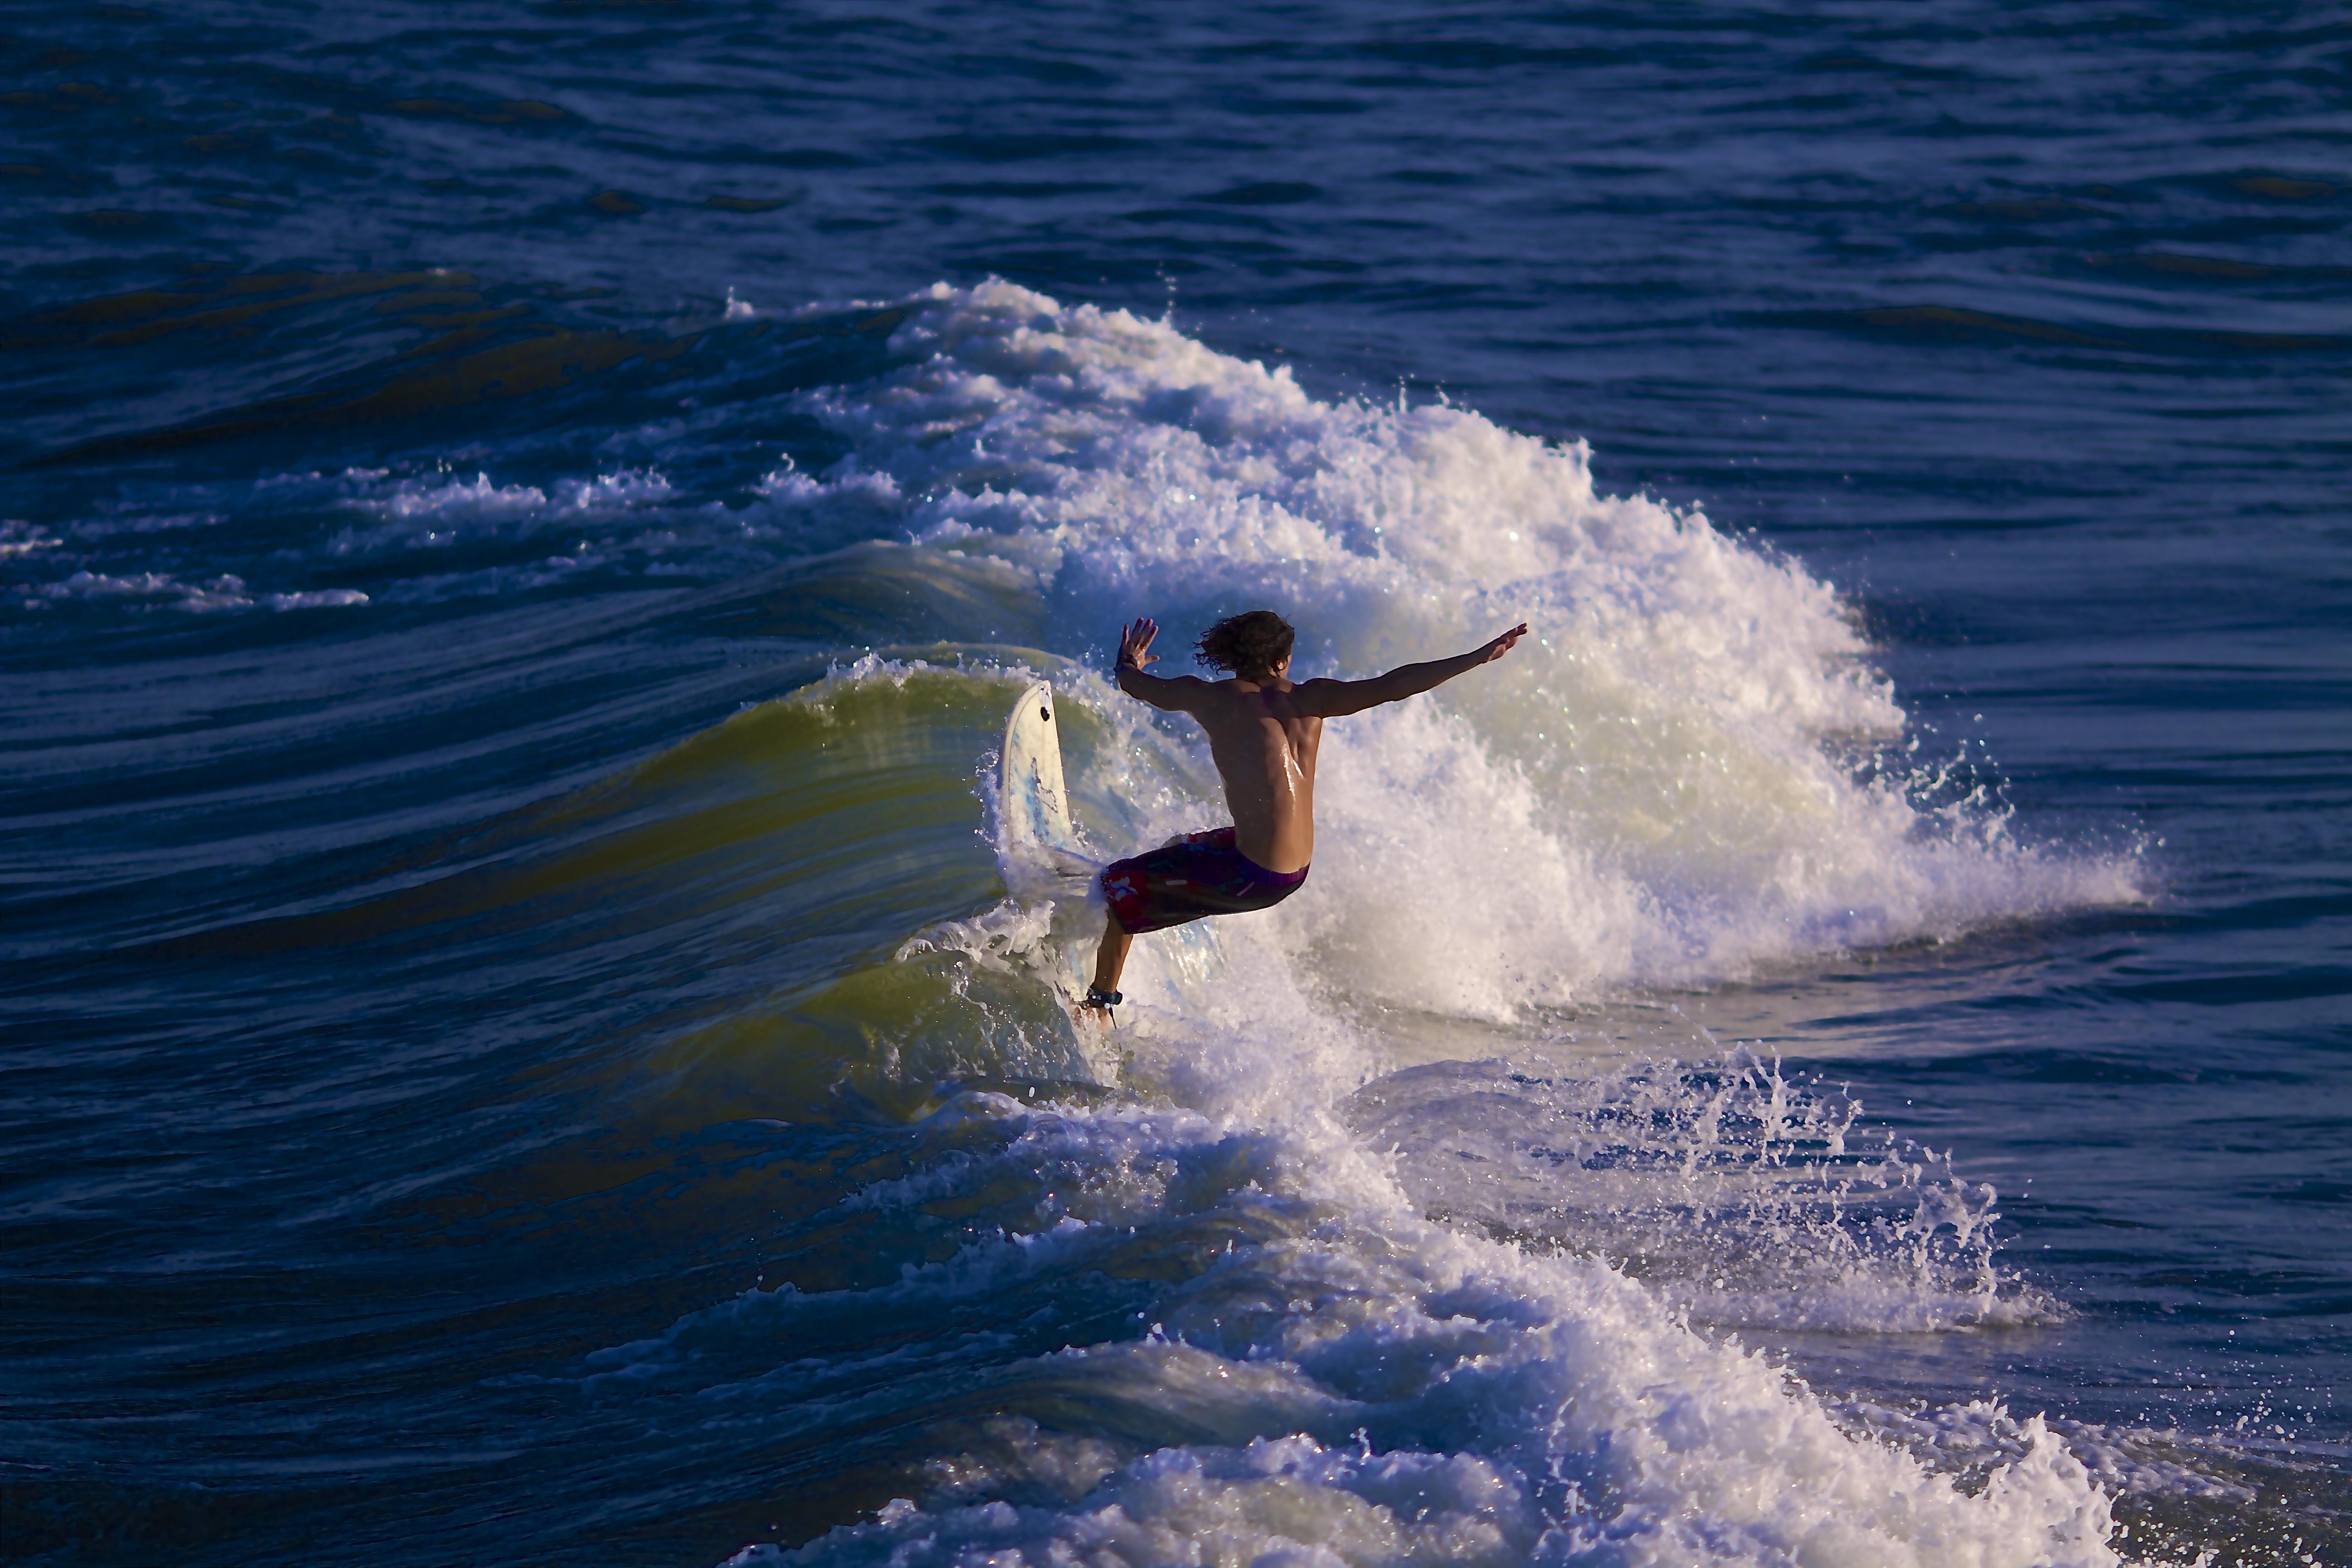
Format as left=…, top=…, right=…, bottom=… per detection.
left=414, top=279, right=2140, bottom=1566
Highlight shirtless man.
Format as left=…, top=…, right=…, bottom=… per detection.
left=1081, top=608, right=1529, bottom=1018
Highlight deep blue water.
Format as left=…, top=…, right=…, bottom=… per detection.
left=3, top=4, right=2346, bottom=1565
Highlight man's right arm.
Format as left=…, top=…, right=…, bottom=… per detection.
left=1293, top=622, right=1528, bottom=717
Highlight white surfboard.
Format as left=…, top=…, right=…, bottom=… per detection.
left=997, top=681, right=1097, bottom=899
left=995, top=680, right=1221, bottom=1036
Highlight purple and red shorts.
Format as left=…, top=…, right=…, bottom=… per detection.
left=1101, top=827, right=1309, bottom=935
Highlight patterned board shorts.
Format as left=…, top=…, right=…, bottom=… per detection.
left=1100, top=827, right=1309, bottom=935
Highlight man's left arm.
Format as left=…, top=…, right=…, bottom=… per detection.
left=1112, top=617, right=1212, bottom=714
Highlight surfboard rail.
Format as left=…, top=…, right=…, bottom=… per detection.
left=996, top=680, right=1097, bottom=898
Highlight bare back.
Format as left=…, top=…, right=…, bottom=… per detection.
left=1107, top=614, right=1528, bottom=880
left=1193, top=677, right=1322, bottom=873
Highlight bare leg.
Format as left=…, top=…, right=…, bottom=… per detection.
left=1082, top=912, right=1132, bottom=1019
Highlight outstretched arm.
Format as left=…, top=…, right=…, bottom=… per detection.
left=1293, top=622, right=1529, bottom=717
left=1110, top=617, right=1212, bottom=713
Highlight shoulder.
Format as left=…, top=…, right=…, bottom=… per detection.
left=1287, top=676, right=1365, bottom=717
left=1142, top=671, right=1217, bottom=712
left=1190, top=677, right=1274, bottom=723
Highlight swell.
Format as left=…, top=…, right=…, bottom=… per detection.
left=0, top=284, right=2159, bottom=1566
left=779, top=282, right=2146, bottom=1005
left=2, top=658, right=1108, bottom=1566
left=12, top=281, right=2146, bottom=999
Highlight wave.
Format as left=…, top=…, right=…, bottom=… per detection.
left=65, top=281, right=2147, bottom=1561
left=681, top=286, right=2143, bottom=1559
left=446, top=649, right=2119, bottom=1564
left=760, top=280, right=2145, bottom=1008
left=594, top=1083, right=2117, bottom=1568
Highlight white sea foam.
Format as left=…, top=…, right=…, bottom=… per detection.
left=329, top=466, right=676, bottom=555
left=265, top=587, right=371, bottom=610
left=285, top=460, right=820, bottom=602
left=783, top=280, right=2143, bottom=1009
left=654, top=289, right=2154, bottom=1563
left=0, top=520, right=61, bottom=559
left=663, top=1090, right=2118, bottom=1568
left=14, top=568, right=368, bottom=613
left=1351, top=1049, right=2053, bottom=1336
left=689, top=667, right=2127, bottom=1567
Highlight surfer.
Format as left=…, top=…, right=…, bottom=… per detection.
left=1081, top=609, right=1529, bottom=1018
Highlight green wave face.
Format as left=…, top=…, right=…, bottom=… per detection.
left=628, top=662, right=1127, bottom=1126
left=369, top=652, right=1132, bottom=1124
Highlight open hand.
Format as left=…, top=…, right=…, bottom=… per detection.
left=1481, top=622, right=1529, bottom=662
left=1117, top=617, right=1160, bottom=671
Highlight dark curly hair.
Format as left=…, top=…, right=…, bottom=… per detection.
left=1195, top=609, right=1296, bottom=678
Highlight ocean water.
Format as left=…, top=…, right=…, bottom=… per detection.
left=2, top=3, right=2346, bottom=1565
